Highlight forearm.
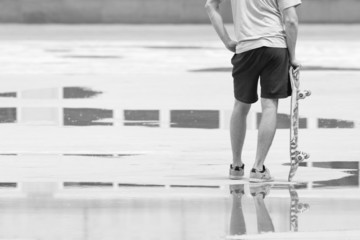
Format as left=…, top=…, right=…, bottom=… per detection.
left=205, top=1, right=232, bottom=46
left=285, top=20, right=298, bottom=61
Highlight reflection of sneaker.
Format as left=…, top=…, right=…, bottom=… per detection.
left=230, top=184, right=245, bottom=196
left=250, top=183, right=271, bottom=199
left=229, top=164, right=245, bottom=180
left=249, top=166, right=274, bottom=182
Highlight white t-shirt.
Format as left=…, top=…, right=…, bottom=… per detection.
left=230, top=0, right=301, bottom=54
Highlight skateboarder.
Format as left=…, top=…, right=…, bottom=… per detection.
left=205, top=0, right=301, bottom=181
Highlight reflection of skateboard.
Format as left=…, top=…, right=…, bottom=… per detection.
left=288, top=67, right=311, bottom=181
left=289, top=185, right=310, bottom=232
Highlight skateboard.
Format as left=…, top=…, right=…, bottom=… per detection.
left=289, top=185, right=310, bottom=232
left=288, top=67, right=311, bottom=181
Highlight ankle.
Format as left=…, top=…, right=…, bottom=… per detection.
left=252, top=165, right=265, bottom=172
left=231, top=163, right=245, bottom=169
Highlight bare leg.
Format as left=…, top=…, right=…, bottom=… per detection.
left=253, top=189, right=275, bottom=233
left=230, top=185, right=246, bottom=236
left=230, top=100, right=251, bottom=167
left=253, top=98, right=278, bottom=170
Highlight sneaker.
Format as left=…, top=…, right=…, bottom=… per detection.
left=249, top=165, right=274, bottom=182
left=229, top=164, right=245, bottom=180
left=250, top=183, right=272, bottom=199
left=229, top=184, right=245, bottom=196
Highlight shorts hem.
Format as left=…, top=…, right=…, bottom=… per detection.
left=261, top=94, right=291, bottom=100
left=235, top=96, right=258, bottom=104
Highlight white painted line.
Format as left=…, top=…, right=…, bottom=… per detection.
left=160, top=109, right=170, bottom=128
left=307, top=117, right=318, bottom=129
left=247, top=111, right=258, bottom=130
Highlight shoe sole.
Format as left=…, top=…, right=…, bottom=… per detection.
left=249, top=178, right=274, bottom=183
left=229, top=175, right=244, bottom=180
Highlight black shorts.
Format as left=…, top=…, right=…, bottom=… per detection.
left=231, top=47, right=292, bottom=104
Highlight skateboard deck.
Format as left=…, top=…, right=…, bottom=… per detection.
left=288, top=67, right=311, bottom=181
left=289, top=185, right=310, bottom=232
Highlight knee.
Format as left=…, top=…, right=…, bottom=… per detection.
left=261, top=98, right=278, bottom=110
left=234, top=99, right=251, bottom=113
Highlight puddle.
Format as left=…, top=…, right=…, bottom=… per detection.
left=63, top=87, right=103, bottom=99
left=283, top=161, right=360, bottom=189
left=118, top=183, right=165, bottom=188
left=62, top=55, right=122, bottom=59
left=311, top=161, right=359, bottom=188
left=0, top=158, right=358, bottom=238
left=318, top=118, right=355, bottom=128
left=190, top=66, right=360, bottom=72
left=171, top=110, right=220, bottom=129
left=0, top=107, right=356, bottom=128
left=257, top=112, right=308, bottom=129
left=0, top=183, right=17, bottom=188
left=143, top=46, right=210, bottom=50
left=228, top=185, right=310, bottom=236
left=1, top=85, right=355, bottom=128
left=64, top=182, right=113, bottom=188
left=0, top=181, right=358, bottom=240
left=63, top=153, right=138, bottom=158
left=45, top=49, right=72, bottom=53
left=259, top=113, right=355, bottom=129
left=0, top=108, right=16, bottom=123
left=0, top=92, right=16, bottom=98
left=64, top=108, right=113, bottom=126
left=0, top=87, right=103, bottom=100
left=170, top=185, right=220, bottom=188
left=124, top=110, right=160, bottom=127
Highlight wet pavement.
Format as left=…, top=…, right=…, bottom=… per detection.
left=0, top=24, right=359, bottom=239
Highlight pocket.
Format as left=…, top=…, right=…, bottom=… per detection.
left=231, top=53, right=238, bottom=65
left=231, top=53, right=236, bottom=63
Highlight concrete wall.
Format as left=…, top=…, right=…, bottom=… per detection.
left=0, top=0, right=359, bottom=24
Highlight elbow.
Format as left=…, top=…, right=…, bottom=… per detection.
left=284, top=16, right=298, bottom=27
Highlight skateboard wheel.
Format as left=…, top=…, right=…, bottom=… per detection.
left=295, top=151, right=309, bottom=162
left=298, top=90, right=311, bottom=99
left=297, top=203, right=310, bottom=213
left=301, top=152, right=310, bottom=159
left=296, top=155, right=303, bottom=161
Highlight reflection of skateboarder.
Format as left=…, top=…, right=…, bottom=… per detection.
left=206, top=0, right=302, bottom=181
left=250, top=184, right=275, bottom=233
left=229, top=184, right=274, bottom=236
left=228, top=184, right=309, bottom=238
left=229, top=185, right=247, bottom=236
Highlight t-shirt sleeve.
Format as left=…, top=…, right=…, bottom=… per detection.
left=278, top=0, right=301, bottom=11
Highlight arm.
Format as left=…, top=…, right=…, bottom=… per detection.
left=282, top=6, right=300, bottom=68
left=205, top=0, right=237, bottom=52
